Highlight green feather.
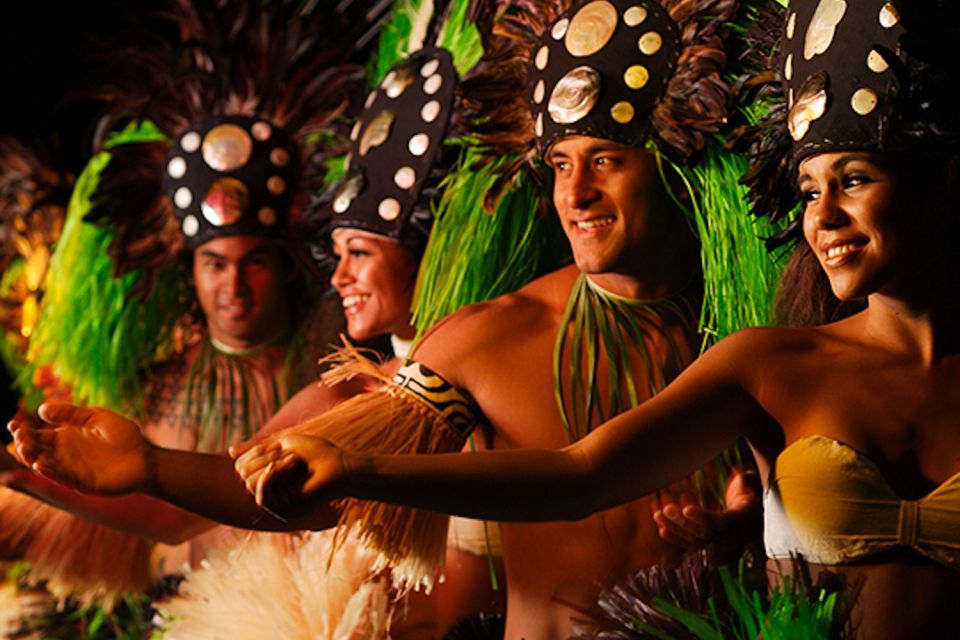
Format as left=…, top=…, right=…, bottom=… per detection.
left=24, top=122, right=190, bottom=413
left=411, top=142, right=570, bottom=334
left=438, top=0, right=484, bottom=75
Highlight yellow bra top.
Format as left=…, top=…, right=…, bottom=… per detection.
left=764, top=434, right=960, bottom=570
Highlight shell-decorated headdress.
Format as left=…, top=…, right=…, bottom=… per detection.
left=24, top=0, right=385, bottom=411
left=413, top=0, right=784, bottom=340
left=82, top=0, right=384, bottom=295
left=457, top=0, right=761, bottom=212
left=741, top=0, right=960, bottom=246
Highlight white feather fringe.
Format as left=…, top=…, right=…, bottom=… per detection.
left=159, top=530, right=394, bottom=640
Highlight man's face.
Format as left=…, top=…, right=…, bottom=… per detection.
left=546, top=136, right=683, bottom=275
left=192, top=235, right=291, bottom=349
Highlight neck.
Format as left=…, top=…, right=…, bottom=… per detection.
left=587, top=218, right=702, bottom=300
left=390, top=333, right=413, bottom=359
left=209, top=327, right=288, bottom=356
left=863, top=288, right=960, bottom=362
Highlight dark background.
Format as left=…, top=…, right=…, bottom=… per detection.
left=0, top=3, right=164, bottom=431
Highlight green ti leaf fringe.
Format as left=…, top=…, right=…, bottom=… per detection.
left=656, top=138, right=788, bottom=348
left=369, top=0, right=434, bottom=85
left=652, top=563, right=842, bottom=640
left=0, top=259, right=28, bottom=378
left=437, top=0, right=483, bottom=76
left=411, top=143, right=570, bottom=334
left=370, top=0, right=482, bottom=84
left=23, top=121, right=190, bottom=413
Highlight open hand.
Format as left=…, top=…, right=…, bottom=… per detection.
left=8, top=402, right=153, bottom=494
left=231, top=433, right=345, bottom=520
left=653, top=470, right=761, bottom=554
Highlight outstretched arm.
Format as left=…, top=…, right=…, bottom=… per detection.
left=10, top=403, right=338, bottom=532
left=237, top=331, right=776, bottom=522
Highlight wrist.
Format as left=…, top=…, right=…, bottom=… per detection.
left=144, top=443, right=162, bottom=494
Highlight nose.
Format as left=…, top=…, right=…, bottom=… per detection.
left=220, top=263, right=250, bottom=297
left=330, top=255, right=353, bottom=291
left=807, top=186, right=848, bottom=231
left=563, top=165, right=601, bottom=212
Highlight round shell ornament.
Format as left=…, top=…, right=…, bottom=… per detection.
left=638, top=31, right=662, bottom=55
left=565, top=0, right=618, bottom=58
left=181, top=131, right=201, bottom=153
left=803, top=0, right=847, bottom=61
left=251, top=121, right=272, bottom=141
left=548, top=66, right=602, bottom=125
left=378, top=197, right=401, bottom=221
left=623, top=6, right=647, bottom=27
left=182, top=215, right=200, bottom=237
left=789, top=72, right=829, bottom=141
left=333, top=173, right=363, bottom=213
left=360, top=110, right=395, bottom=156
left=850, top=87, right=878, bottom=115
left=167, top=157, right=187, bottom=179
left=201, top=177, right=249, bottom=226
left=202, top=124, right=253, bottom=172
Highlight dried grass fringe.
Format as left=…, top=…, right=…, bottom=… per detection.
left=0, top=488, right=152, bottom=610
left=159, top=531, right=392, bottom=640
left=287, top=342, right=473, bottom=593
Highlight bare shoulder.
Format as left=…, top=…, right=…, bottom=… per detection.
left=410, top=265, right=578, bottom=386
left=689, top=325, right=827, bottom=384
left=257, top=376, right=367, bottom=438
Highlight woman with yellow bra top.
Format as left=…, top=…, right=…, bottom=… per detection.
left=11, top=0, right=960, bottom=638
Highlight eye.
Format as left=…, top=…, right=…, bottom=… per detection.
left=842, top=173, right=873, bottom=189
left=349, top=249, right=371, bottom=258
left=800, top=188, right=820, bottom=204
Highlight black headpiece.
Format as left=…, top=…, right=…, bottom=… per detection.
left=82, top=0, right=383, bottom=296
left=329, top=47, right=458, bottom=251
left=162, top=115, right=301, bottom=249
left=528, top=0, right=681, bottom=154
left=741, top=0, right=960, bottom=244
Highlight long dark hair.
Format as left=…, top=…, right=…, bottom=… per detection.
left=774, top=151, right=960, bottom=327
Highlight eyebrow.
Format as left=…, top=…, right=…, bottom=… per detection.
left=545, top=142, right=627, bottom=164
left=197, top=246, right=276, bottom=261
left=797, top=152, right=876, bottom=185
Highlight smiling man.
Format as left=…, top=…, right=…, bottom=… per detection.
left=243, top=0, right=766, bottom=636
left=10, top=0, right=773, bottom=637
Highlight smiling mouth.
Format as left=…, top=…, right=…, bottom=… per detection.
left=219, top=302, right=252, bottom=318
left=573, top=216, right=615, bottom=231
left=823, top=241, right=864, bottom=266
left=341, top=294, right=370, bottom=314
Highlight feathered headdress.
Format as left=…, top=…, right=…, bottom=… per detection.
left=0, top=139, right=70, bottom=391
left=24, top=0, right=381, bottom=411
left=739, top=0, right=960, bottom=247
left=415, top=0, right=787, bottom=342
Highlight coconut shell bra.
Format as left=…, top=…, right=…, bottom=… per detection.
left=764, top=434, right=960, bottom=571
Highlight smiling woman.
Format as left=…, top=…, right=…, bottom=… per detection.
left=330, top=228, right=420, bottom=343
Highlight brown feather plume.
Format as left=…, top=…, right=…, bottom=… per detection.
left=81, top=0, right=380, bottom=297
left=459, top=0, right=761, bottom=213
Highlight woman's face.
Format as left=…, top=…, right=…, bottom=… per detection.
left=330, top=228, right=419, bottom=341
left=799, top=151, right=931, bottom=302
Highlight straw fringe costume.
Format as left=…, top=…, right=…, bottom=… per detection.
left=254, top=0, right=789, bottom=606
left=0, top=0, right=377, bottom=632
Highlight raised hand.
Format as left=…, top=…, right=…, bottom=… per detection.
left=231, top=433, right=345, bottom=520
left=8, top=402, right=153, bottom=495
left=653, top=469, right=761, bottom=558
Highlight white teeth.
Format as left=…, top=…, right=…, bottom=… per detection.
left=342, top=294, right=369, bottom=309
left=826, top=243, right=858, bottom=259
left=575, top=217, right=614, bottom=230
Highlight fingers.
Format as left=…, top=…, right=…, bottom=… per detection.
left=37, top=402, right=94, bottom=426
left=9, top=418, right=59, bottom=466
left=228, top=439, right=258, bottom=459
